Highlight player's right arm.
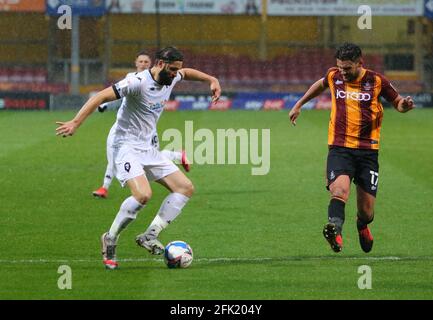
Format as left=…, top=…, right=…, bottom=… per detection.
left=56, top=76, right=142, bottom=137
left=289, top=78, right=327, bottom=126
left=56, top=87, right=118, bottom=137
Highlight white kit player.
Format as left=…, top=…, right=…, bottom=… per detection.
left=93, top=51, right=189, bottom=199
left=56, top=46, right=221, bottom=269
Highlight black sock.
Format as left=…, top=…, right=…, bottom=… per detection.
left=357, top=214, right=374, bottom=230
left=328, top=198, right=345, bottom=234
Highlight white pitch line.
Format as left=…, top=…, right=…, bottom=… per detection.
left=0, top=256, right=432, bottom=264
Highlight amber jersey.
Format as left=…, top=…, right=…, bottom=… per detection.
left=323, top=67, right=398, bottom=150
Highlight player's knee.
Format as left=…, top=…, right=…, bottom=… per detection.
left=185, top=181, right=195, bottom=197
left=358, top=205, right=374, bottom=219
left=134, top=190, right=152, bottom=205
left=331, top=187, right=349, bottom=202
left=180, top=180, right=194, bottom=198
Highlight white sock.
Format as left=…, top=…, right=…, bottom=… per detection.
left=108, top=196, right=144, bottom=240
left=102, top=164, right=114, bottom=189
left=103, top=175, right=112, bottom=190
left=161, top=150, right=182, bottom=163
left=145, top=193, right=189, bottom=238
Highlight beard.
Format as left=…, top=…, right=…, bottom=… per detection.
left=158, top=68, right=174, bottom=86
left=343, top=73, right=356, bottom=82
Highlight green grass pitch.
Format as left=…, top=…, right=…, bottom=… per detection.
left=0, top=108, right=432, bottom=300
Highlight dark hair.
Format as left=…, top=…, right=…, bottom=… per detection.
left=136, top=51, right=150, bottom=58
left=335, top=43, right=362, bottom=62
left=155, top=46, right=184, bottom=63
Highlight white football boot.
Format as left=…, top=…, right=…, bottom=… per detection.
left=135, top=226, right=164, bottom=255
left=101, top=232, right=118, bottom=270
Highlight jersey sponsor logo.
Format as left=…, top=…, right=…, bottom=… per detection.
left=148, top=101, right=165, bottom=110
left=363, top=81, right=372, bottom=91
left=336, top=89, right=371, bottom=101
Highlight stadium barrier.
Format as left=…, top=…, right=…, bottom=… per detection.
left=1, top=92, right=431, bottom=111
left=49, top=94, right=88, bottom=111
left=167, top=92, right=330, bottom=111
left=0, top=92, right=50, bottom=110
left=166, top=92, right=433, bottom=111
left=167, top=92, right=433, bottom=111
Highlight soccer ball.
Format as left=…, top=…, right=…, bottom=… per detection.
left=164, top=240, right=193, bottom=269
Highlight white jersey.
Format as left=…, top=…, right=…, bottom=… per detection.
left=126, top=71, right=138, bottom=78
left=98, top=72, right=138, bottom=111
left=109, top=69, right=182, bottom=150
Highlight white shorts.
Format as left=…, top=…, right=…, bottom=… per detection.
left=112, top=145, right=179, bottom=187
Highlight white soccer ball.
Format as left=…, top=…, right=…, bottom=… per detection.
left=164, top=240, right=193, bottom=269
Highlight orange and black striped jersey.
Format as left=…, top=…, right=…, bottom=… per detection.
left=323, top=67, right=399, bottom=150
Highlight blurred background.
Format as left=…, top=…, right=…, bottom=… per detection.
left=0, top=0, right=432, bottom=110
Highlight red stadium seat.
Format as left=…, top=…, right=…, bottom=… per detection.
left=0, top=68, right=8, bottom=82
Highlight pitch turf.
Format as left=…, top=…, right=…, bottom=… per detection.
left=1, top=108, right=432, bottom=300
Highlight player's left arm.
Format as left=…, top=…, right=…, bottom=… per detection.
left=379, top=75, right=415, bottom=113
left=179, top=68, right=221, bottom=103
left=392, top=95, right=415, bottom=113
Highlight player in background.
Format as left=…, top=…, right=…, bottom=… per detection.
left=289, top=42, right=414, bottom=253
left=93, top=51, right=189, bottom=199
left=56, top=46, right=221, bottom=269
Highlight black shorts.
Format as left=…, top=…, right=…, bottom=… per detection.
left=326, top=146, right=379, bottom=197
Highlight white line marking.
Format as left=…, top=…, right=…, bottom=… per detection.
left=0, top=256, right=431, bottom=264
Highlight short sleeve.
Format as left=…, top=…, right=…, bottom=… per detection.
left=379, top=75, right=399, bottom=103
left=172, top=72, right=183, bottom=86
left=322, top=67, right=337, bottom=88
left=112, top=76, right=142, bottom=99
